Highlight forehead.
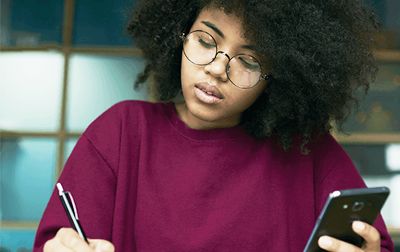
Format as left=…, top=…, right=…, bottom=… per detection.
left=192, top=7, right=247, bottom=41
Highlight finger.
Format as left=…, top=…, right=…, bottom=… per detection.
left=88, top=239, right=115, bottom=252
left=44, top=238, right=74, bottom=252
left=352, top=221, right=381, bottom=250
left=57, top=227, right=92, bottom=252
left=318, top=235, right=363, bottom=252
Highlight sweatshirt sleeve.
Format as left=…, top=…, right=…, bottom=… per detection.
left=32, top=103, right=126, bottom=251
left=32, top=135, right=117, bottom=251
left=313, top=135, right=394, bottom=252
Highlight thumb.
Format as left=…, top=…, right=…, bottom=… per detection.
left=88, top=239, right=115, bottom=252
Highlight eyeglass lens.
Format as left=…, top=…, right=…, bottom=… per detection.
left=183, top=30, right=263, bottom=88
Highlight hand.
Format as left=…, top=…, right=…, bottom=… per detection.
left=44, top=228, right=115, bottom=252
left=318, top=221, right=381, bottom=252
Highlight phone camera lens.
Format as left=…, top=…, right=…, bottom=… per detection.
left=352, top=201, right=365, bottom=212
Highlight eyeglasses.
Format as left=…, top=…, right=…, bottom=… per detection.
left=181, top=30, right=270, bottom=89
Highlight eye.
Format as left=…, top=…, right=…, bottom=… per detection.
left=193, top=32, right=216, bottom=49
left=237, top=56, right=260, bottom=71
left=196, top=34, right=216, bottom=49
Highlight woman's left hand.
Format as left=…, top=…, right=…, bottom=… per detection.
left=318, top=221, right=381, bottom=252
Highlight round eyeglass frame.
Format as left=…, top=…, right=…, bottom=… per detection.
left=181, top=30, right=271, bottom=89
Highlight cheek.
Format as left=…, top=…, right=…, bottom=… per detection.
left=226, top=85, right=267, bottom=112
left=180, top=54, right=187, bottom=82
left=229, top=83, right=266, bottom=104
left=181, top=55, right=205, bottom=88
left=181, top=55, right=195, bottom=84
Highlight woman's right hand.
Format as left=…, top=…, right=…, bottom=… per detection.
left=44, top=228, right=115, bottom=252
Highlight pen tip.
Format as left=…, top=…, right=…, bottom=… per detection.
left=56, top=183, right=64, bottom=195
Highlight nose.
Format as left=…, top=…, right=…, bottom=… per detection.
left=204, top=51, right=230, bottom=82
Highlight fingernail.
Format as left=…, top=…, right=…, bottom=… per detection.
left=354, top=221, right=365, bottom=231
left=318, top=236, right=332, bottom=248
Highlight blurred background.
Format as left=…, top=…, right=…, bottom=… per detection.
left=0, top=0, right=399, bottom=251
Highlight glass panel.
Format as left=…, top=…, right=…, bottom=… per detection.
left=363, top=176, right=400, bottom=228
left=0, top=52, right=64, bottom=132
left=0, top=229, right=36, bottom=252
left=0, top=137, right=57, bottom=221
left=343, top=143, right=400, bottom=229
left=386, top=144, right=400, bottom=171
left=0, top=0, right=63, bottom=47
left=343, top=144, right=400, bottom=175
left=364, top=0, right=400, bottom=49
left=73, top=0, right=136, bottom=46
left=64, top=138, right=78, bottom=163
left=342, top=62, right=400, bottom=132
left=66, top=54, right=147, bottom=132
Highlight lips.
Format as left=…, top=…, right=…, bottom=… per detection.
left=194, top=82, right=224, bottom=99
left=193, top=82, right=224, bottom=105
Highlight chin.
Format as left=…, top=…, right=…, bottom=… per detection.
left=188, top=101, right=219, bottom=120
left=189, top=100, right=239, bottom=127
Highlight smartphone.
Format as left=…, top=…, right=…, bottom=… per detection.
left=303, top=186, right=390, bottom=252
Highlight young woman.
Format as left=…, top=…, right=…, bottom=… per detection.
left=34, top=0, right=394, bottom=251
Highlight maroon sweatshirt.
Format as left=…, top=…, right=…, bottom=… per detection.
left=33, top=101, right=394, bottom=251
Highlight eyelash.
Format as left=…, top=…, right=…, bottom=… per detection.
left=198, top=38, right=216, bottom=49
left=238, top=57, right=259, bottom=70
left=196, top=29, right=259, bottom=61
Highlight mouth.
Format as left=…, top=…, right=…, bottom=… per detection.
left=194, top=83, right=224, bottom=104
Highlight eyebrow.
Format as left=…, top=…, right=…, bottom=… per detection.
left=201, top=20, right=256, bottom=51
left=241, top=44, right=256, bottom=51
left=201, top=21, right=224, bottom=38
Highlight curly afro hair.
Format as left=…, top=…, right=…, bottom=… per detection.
left=127, top=0, right=379, bottom=152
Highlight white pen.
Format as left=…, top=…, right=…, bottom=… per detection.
left=56, top=182, right=88, bottom=243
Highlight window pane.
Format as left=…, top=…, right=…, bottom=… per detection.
left=363, top=176, right=400, bottom=228
left=64, top=138, right=78, bottom=163
left=0, top=0, right=63, bottom=47
left=66, top=54, right=147, bottom=132
left=0, top=137, right=56, bottom=221
left=73, top=0, right=136, bottom=46
left=343, top=143, right=400, bottom=228
left=0, top=52, right=64, bottom=132
left=364, top=0, right=400, bottom=49
left=342, top=62, right=400, bottom=132
left=0, top=229, right=36, bottom=252
left=343, top=144, right=398, bottom=175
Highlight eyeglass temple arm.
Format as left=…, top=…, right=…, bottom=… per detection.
left=261, top=74, right=272, bottom=81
